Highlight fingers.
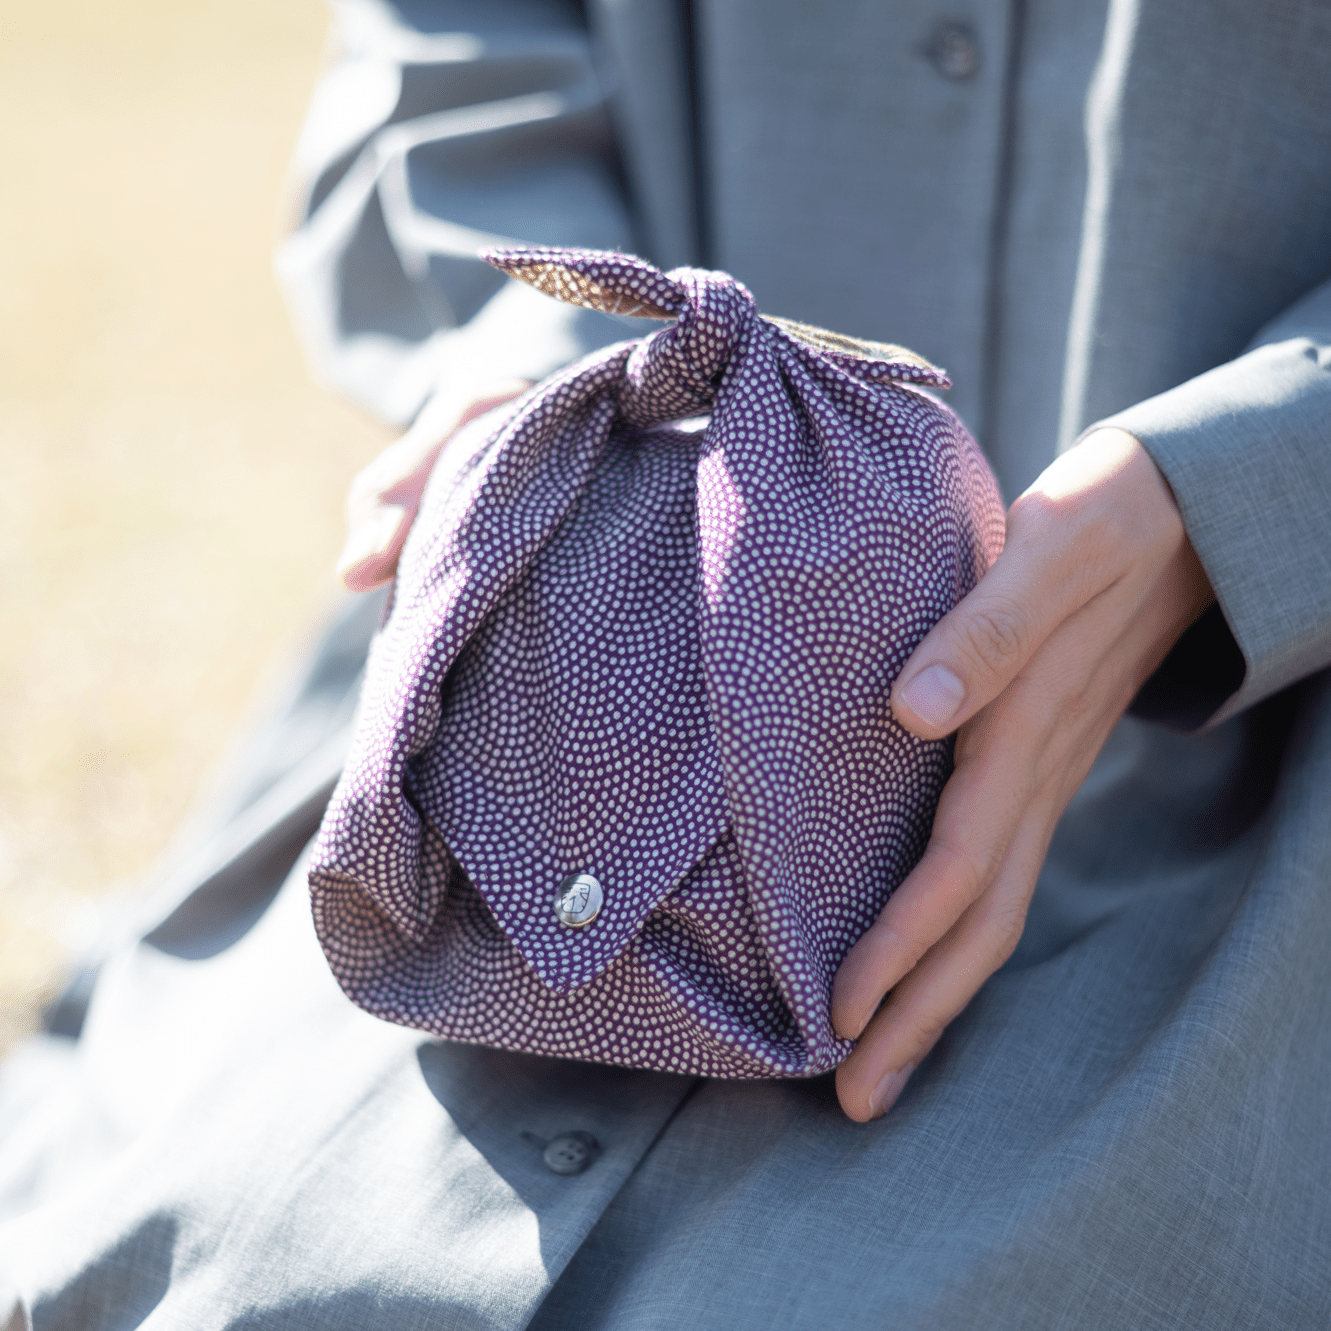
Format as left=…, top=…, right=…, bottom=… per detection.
left=338, top=447, right=442, bottom=592
left=338, top=379, right=530, bottom=592
left=891, top=536, right=1089, bottom=740
left=832, top=597, right=1172, bottom=1123
left=891, top=514, right=1102, bottom=739
left=835, top=594, right=1147, bottom=1053
left=834, top=792, right=1061, bottom=1122
left=831, top=726, right=1036, bottom=1041
left=890, top=428, right=1180, bottom=741
left=830, top=429, right=1213, bottom=1124
left=830, top=597, right=1158, bottom=1122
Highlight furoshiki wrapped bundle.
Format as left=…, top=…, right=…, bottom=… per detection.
left=309, top=246, right=1005, bottom=1078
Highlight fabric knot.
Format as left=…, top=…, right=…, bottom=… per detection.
left=483, top=246, right=952, bottom=424
left=482, top=247, right=758, bottom=427
left=617, top=267, right=758, bottom=425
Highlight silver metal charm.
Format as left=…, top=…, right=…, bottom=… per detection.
left=554, top=872, right=603, bottom=928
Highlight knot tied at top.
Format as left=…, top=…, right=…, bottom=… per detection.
left=483, top=246, right=953, bottom=427
left=483, top=247, right=758, bottom=425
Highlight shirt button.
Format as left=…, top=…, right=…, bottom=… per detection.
left=543, top=1132, right=599, bottom=1176
left=554, top=872, right=603, bottom=928
left=925, top=20, right=981, bottom=81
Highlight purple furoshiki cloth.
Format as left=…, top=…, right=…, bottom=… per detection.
left=309, top=246, right=1005, bottom=1079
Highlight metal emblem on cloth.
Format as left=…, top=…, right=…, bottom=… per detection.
left=554, top=873, right=603, bottom=928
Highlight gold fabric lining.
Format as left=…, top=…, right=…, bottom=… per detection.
left=506, top=262, right=678, bottom=320
left=764, top=315, right=940, bottom=371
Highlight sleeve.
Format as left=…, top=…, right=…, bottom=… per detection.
left=1090, top=276, right=1331, bottom=730
left=274, top=0, right=644, bottom=426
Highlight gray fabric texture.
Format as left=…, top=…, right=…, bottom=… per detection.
left=1102, top=277, right=1331, bottom=725
left=4, top=0, right=1330, bottom=1325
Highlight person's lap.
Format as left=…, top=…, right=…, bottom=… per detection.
left=3, top=605, right=1329, bottom=1329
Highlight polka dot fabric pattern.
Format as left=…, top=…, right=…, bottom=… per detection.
left=309, top=246, right=1006, bottom=1079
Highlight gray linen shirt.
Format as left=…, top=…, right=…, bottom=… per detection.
left=3, top=2, right=1330, bottom=1327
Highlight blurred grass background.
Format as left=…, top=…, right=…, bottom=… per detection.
left=0, top=0, right=393, bottom=1051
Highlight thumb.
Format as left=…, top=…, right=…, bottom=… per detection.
left=890, top=427, right=1167, bottom=739
left=890, top=522, right=1084, bottom=740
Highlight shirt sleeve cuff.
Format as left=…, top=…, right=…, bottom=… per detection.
left=1090, top=281, right=1331, bottom=729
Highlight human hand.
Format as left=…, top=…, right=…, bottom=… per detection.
left=338, top=379, right=530, bottom=591
left=831, top=428, right=1215, bottom=1122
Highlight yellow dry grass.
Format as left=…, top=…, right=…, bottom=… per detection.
left=0, top=0, right=393, bottom=1050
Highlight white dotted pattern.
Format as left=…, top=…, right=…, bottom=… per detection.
left=309, top=247, right=1005, bottom=1079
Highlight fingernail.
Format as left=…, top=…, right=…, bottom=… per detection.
left=869, top=1062, right=918, bottom=1118
left=898, top=665, right=965, bottom=731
